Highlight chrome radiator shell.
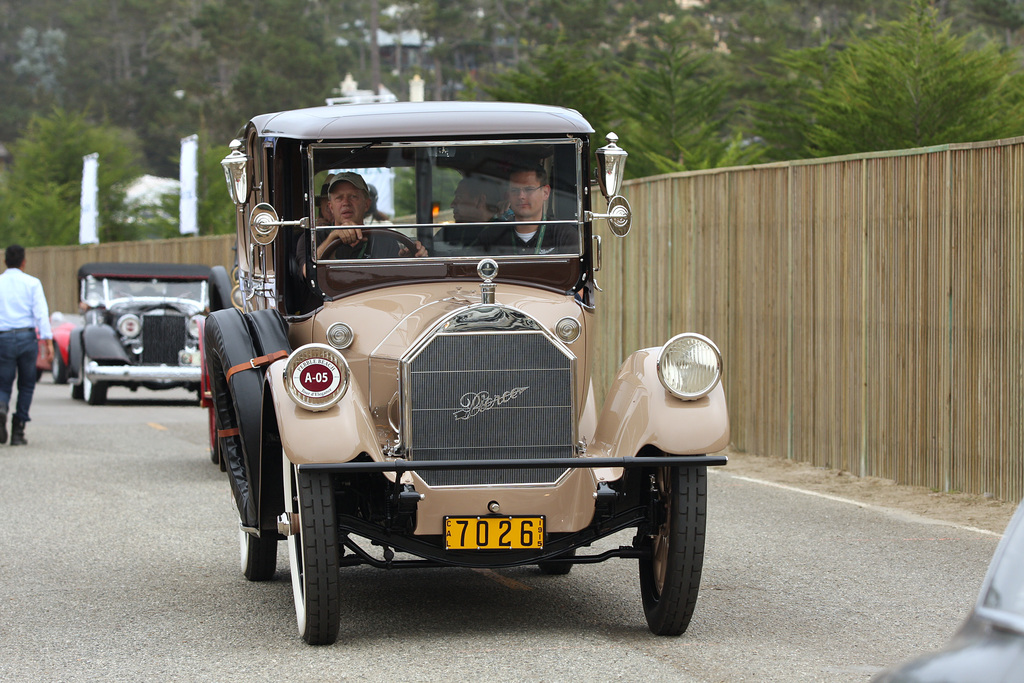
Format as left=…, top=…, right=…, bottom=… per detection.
left=400, top=305, right=576, bottom=487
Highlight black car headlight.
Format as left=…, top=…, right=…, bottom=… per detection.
left=656, top=333, right=722, bottom=400
left=284, top=344, right=350, bottom=412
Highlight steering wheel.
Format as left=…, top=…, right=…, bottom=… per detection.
left=326, top=227, right=419, bottom=259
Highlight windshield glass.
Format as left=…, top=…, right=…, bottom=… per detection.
left=83, top=276, right=207, bottom=307
left=306, top=139, right=582, bottom=263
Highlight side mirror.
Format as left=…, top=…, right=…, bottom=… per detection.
left=220, top=139, right=249, bottom=206
left=594, top=132, right=628, bottom=200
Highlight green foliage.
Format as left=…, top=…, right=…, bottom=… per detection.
left=796, top=0, right=1024, bottom=157
left=0, top=108, right=142, bottom=247
left=617, top=23, right=764, bottom=176
left=475, top=43, right=617, bottom=150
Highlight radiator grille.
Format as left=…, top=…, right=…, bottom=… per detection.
left=141, top=314, right=186, bottom=365
left=408, top=331, right=574, bottom=486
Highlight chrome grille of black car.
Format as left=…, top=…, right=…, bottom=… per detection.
left=141, top=314, right=186, bottom=365
left=408, top=331, right=574, bottom=486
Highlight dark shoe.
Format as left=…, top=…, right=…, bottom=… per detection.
left=9, top=417, right=26, bottom=446
left=0, top=413, right=7, bottom=445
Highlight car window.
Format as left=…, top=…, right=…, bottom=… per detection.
left=982, top=513, right=1024, bottom=617
left=307, top=139, right=582, bottom=263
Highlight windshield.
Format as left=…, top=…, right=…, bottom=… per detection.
left=305, top=139, right=582, bottom=263
left=82, top=276, right=207, bottom=308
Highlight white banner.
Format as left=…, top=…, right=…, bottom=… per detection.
left=179, top=134, right=199, bottom=235
left=79, top=153, right=99, bottom=245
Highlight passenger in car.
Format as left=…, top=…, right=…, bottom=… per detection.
left=443, top=175, right=509, bottom=248
left=315, top=172, right=427, bottom=259
left=473, top=165, right=576, bottom=255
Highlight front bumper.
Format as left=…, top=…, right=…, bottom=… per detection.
left=85, top=361, right=201, bottom=383
left=297, top=454, right=728, bottom=474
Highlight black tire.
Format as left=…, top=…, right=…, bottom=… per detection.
left=239, top=526, right=278, bottom=582
left=538, top=548, right=576, bottom=575
left=83, top=356, right=108, bottom=406
left=285, top=460, right=341, bottom=645
left=209, top=265, right=233, bottom=312
left=638, top=462, right=707, bottom=636
left=71, top=379, right=84, bottom=400
left=51, top=341, right=68, bottom=384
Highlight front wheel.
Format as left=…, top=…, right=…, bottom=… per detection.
left=284, top=459, right=341, bottom=645
left=82, top=356, right=107, bottom=406
left=638, top=462, right=707, bottom=636
left=51, top=341, right=68, bottom=384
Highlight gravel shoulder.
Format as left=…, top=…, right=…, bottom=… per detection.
left=721, top=447, right=1019, bottom=535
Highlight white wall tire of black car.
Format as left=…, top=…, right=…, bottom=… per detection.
left=239, top=524, right=277, bottom=582
left=638, top=458, right=707, bottom=636
left=82, top=355, right=108, bottom=406
left=285, top=458, right=341, bottom=645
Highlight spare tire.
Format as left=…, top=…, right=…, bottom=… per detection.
left=204, top=308, right=292, bottom=530
left=209, top=265, right=234, bottom=312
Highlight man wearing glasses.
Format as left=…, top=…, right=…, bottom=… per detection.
left=474, top=165, right=576, bottom=255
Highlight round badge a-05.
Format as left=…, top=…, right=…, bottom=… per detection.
left=283, top=343, right=350, bottom=411
left=292, top=357, right=341, bottom=399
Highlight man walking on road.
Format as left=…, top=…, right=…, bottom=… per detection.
left=0, top=244, right=53, bottom=446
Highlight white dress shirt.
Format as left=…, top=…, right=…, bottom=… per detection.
left=0, top=267, right=52, bottom=339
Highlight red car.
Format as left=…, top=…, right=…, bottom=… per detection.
left=36, top=313, right=77, bottom=384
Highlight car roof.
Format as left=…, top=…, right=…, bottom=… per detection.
left=249, top=101, right=595, bottom=141
left=78, top=262, right=213, bottom=280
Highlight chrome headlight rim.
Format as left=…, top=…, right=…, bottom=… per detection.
left=116, top=313, right=141, bottom=338
left=657, top=332, right=722, bottom=401
left=283, top=343, right=350, bottom=412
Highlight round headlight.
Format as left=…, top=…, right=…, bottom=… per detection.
left=187, top=314, right=204, bottom=339
left=284, top=343, right=350, bottom=412
left=117, top=314, right=141, bottom=338
left=554, top=316, right=581, bottom=343
left=657, top=333, right=722, bottom=400
left=326, top=322, right=354, bottom=349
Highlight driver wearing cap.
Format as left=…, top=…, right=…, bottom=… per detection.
left=316, top=172, right=427, bottom=259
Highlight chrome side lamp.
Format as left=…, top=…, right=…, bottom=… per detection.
left=220, top=139, right=248, bottom=206
left=588, top=132, right=632, bottom=237
left=594, top=132, right=628, bottom=200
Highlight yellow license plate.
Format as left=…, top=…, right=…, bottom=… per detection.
left=444, top=516, right=544, bottom=550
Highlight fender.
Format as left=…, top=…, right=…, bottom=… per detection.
left=82, top=325, right=132, bottom=363
left=265, top=358, right=382, bottom=466
left=591, top=348, right=729, bottom=462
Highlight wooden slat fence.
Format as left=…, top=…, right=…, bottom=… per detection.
left=16, top=136, right=1024, bottom=501
left=594, top=136, right=1024, bottom=502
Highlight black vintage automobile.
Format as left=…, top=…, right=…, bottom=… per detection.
left=68, top=262, right=232, bottom=405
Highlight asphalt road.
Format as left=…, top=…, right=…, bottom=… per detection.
left=0, top=379, right=1002, bottom=682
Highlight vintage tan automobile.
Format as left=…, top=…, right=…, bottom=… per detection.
left=203, top=101, right=729, bottom=645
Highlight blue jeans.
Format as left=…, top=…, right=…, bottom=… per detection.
left=0, top=329, right=39, bottom=422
